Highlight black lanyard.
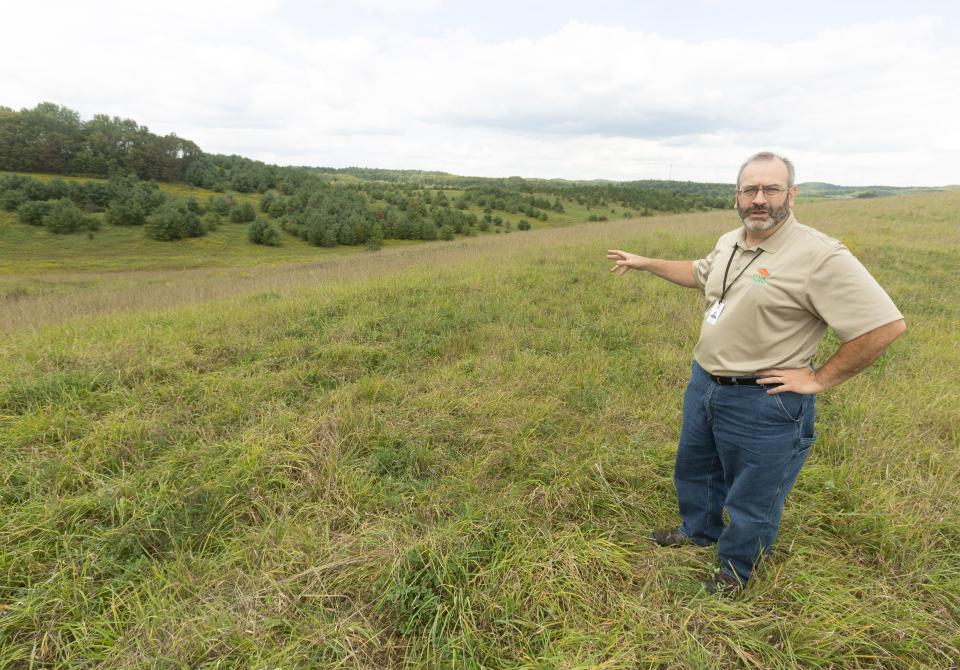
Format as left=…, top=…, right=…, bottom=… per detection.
left=719, top=246, right=763, bottom=303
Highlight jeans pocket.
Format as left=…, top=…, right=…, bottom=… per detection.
left=772, top=391, right=804, bottom=422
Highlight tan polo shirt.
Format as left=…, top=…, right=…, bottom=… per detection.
left=692, top=213, right=903, bottom=376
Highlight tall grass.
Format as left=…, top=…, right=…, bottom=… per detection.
left=0, top=193, right=958, bottom=667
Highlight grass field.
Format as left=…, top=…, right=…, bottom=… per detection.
left=0, top=192, right=958, bottom=668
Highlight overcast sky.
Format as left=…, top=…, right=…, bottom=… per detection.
left=4, top=0, right=959, bottom=185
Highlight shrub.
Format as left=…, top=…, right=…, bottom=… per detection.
left=230, top=202, right=256, bottom=223
left=145, top=200, right=205, bottom=241
left=207, top=194, right=232, bottom=215
left=185, top=197, right=205, bottom=215
left=46, top=178, right=69, bottom=200
left=268, top=198, right=286, bottom=218
left=247, top=219, right=281, bottom=246
left=259, top=190, right=275, bottom=213
left=202, top=212, right=222, bottom=232
left=517, top=219, right=531, bottom=231
left=45, top=199, right=100, bottom=234
left=0, top=189, right=26, bottom=212
left=106, top=199, right=147, bottom=226
left=17, top=200, right=51, bottom=226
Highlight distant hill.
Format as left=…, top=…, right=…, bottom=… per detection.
left=796, top=182, right=943, bottom=198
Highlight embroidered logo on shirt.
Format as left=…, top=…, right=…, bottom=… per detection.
left=752, top=267, right=770, bottom=286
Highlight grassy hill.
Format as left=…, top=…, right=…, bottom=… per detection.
left=1, top=192, right=958, bottom=667
left=796, top=182, right=945, bottom=198
left=0, top=171, right=639, bottom=275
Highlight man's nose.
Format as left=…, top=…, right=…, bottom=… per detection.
left=751, top=190, right=768, bottom=204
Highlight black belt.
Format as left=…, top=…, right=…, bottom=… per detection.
left=709, top=374, right=781, bottom=387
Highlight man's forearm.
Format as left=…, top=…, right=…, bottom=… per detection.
left=640, top=259, right=699, bottom=288
left=815, top=319, right=907, bottom=391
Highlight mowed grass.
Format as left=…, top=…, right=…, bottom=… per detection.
left=0, top=193, right=958, bottom=667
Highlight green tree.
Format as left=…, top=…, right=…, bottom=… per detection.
left=366, top=223, right=384, bottom=251
left=17, top=200, right=51, bottom=226
left=45, top=199, right=99, bottom=234
left=207, top=194, right=233, bottom=215
left=268, top=198, right=286, bottom=218
left=184, top=156, right=221, bottom=189
left=106, top=198, right=147, bottom=226
left=260, top=190, right=276, bottom=213
left=248, top=219, right=281, bottom=246
left=185, top=196, right=204, bottom=215
left=0, top=189, right=26, bottom=212
left=419, top=221, right=438, bottom=240
left=202, top=212, right=222, bottom=231
left=230, top=201, right=256, bottom=223
left=145, top=200, right=205, bottom=240
left=318, top=224, right=338, bottom=247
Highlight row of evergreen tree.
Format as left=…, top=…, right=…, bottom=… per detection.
left=1, top=172, right=226, bottom=240
left=0, top=171, right=525, bottom=247
left=269, top=178, right=492, bottom=247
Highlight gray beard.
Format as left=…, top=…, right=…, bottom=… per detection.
left=739, top=202, right=791, bottom=233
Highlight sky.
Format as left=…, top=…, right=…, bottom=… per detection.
left=3, top=0, right=959, bottom=186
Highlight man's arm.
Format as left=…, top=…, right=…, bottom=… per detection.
left=606, top=249, right=699, bottom=289
left=757, top=319, right=907, bottom=394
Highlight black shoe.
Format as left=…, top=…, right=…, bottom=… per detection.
left=651, top=528, right=693, bottom=547
left=703, top=571, right=744, bottom=596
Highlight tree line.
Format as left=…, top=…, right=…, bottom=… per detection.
left=0, top=103, right=201, bottom=182
left=2, top=103, right=736, bottom=213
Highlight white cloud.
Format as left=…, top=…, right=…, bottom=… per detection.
left=348, top=0, right=444, bottom=14
left=1, top=4, right=958, bottom=185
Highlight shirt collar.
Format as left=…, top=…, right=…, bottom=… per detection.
left=736, top=211, right=796, bottom=254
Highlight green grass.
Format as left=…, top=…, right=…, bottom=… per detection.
left=0, top=192, right=958, bottom=667
left=1, top=172, right=622, bottom=276
left=0, top=207, right=365, bottom=273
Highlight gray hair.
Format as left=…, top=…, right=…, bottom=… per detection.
left=737, top=151, right=795, bottom=188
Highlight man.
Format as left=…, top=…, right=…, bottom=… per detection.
left=606, top=151, right=906, bottom=595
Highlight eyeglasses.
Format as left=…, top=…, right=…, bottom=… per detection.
left=737, top=185, right=789, bottom=199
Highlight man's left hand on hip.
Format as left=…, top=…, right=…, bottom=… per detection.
left=756, top=368, right=823, bottom=395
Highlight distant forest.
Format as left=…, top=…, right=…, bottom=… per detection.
left=0, top=103, right=200, bottom=182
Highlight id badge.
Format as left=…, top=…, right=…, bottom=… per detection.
left=706, top=300, right=725, bottom=325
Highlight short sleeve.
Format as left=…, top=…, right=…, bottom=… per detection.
left=693, top=244, right=723, bottom=291
left=805, top=246, right=903, bottom=342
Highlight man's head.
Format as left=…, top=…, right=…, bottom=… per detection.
left=735, top=151, right=797, bottom=234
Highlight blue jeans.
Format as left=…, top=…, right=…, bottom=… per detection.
left=675, top=360, right=816, bottom=582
